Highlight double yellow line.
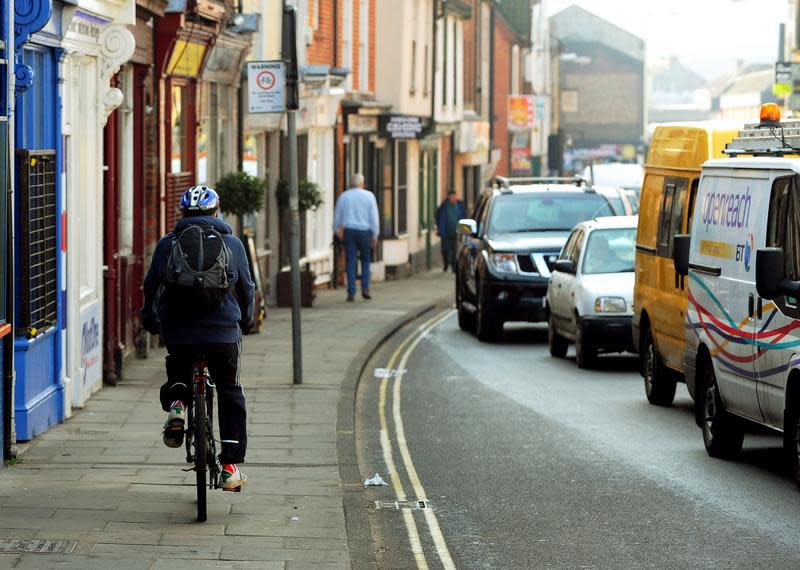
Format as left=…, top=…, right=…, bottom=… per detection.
left=377, top=309, right=456, bottom=570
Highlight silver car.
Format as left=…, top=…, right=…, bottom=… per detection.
left=546, top=215, right=638, bottom=368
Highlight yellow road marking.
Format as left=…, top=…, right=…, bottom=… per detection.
left=378, top=309, right=457, bottom=570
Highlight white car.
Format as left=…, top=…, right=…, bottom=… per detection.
left=546, top=216, right=637, bottom=368
left=594, top=185, right=636, bottom=216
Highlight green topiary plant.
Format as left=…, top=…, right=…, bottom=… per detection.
left=276, top=178, right=323, bottom=212
left=214, top=171, right=267, bottom=217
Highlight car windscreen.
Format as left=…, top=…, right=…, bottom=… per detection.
left=488, top=193, right=615, bottom=235
left=582, top=228, right=636, bottom=275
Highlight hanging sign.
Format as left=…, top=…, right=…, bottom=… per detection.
left=247, top=61, right=286, bottom=114
left=508, top=95, right=536, bottom=130
left=379, top=115, right=424, bottom=139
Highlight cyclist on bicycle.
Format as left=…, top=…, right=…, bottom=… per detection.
left=141, top=186, right=255, bottom=490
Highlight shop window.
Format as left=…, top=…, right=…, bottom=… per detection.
left=17, top=150, right=57, bottom=335
left=396, top=141, right=408, bottom=235
left=170, top=85, right=187, bottom=174
left=197, top=83, right=210, bottom=184
left=379, top=144, right=393, bottom=238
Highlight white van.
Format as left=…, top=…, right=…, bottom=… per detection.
left=679, top=109, right=800, bottom=487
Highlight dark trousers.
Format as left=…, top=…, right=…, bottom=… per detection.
left=441, top=235, right=457, bottom=271
left=343, top=228, right=372, bottom=297
left=161, top=342, right=247, bottom=464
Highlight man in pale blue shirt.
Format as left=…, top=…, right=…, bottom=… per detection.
left=333, top=173, right=380, bottom=301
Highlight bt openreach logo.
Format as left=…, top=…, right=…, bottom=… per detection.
left=701, top=186, right=752, bottom=232
left=735, top=233, right=755, bottom=272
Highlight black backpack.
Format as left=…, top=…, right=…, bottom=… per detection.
left=163, top=224, right=233, bottom=308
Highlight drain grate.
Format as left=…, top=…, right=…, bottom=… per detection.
left=0, top=538, right=77, bottom=554
left=375, top=500, right=428, bottom=510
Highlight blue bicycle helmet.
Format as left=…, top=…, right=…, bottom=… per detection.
left=180, top=185, right=220, bottom=212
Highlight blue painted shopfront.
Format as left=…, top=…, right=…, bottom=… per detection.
left=13, top=0, right=64, bottom=440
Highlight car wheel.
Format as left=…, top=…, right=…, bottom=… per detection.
left=699, top=362, right=744, bottom=459
left=642, top=328, right=677, bottom=406
left=548, top=314, right=568, bottom=358
left=475, top=278, right=502, bottom=342
left=575, top=319, right=595, bottom=369
left=456, top=276, right=474, bottom=332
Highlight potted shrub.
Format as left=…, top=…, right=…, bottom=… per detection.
left=215, top=171, right=267, bottom=220
left=275, top=178, right=323, bottom=212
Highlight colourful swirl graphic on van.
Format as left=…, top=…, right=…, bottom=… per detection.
left=687, top=273, right=800, bottom=378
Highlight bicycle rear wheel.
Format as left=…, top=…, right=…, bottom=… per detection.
left=194, top=382, right=208, bottom=522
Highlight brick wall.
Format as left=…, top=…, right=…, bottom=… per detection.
left=308, top=0, right=374, bottom=91
left=308, top=0, right=335, bottom=66
left=493, top=17, right=514, bottom=177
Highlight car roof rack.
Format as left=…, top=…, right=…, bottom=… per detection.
left=494, top=175, right=588, bottom=192
left=724, top=119, right=800, bottom=156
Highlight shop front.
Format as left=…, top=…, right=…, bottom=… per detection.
left=156, top=7, right=221, bottom=232
left=100, top=0, right=167, bottom=384
left=455, top=118, right=490, bottom=211
left=375, top=114, right=425, bottom=279
left=61, top=5, right=135, bottom=413
left=13, top=0, right=64, bottom=438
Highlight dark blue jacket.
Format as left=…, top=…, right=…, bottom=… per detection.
left=141, top=216, right=256, bottom=345
left=436, top=200, right=467, bottom=238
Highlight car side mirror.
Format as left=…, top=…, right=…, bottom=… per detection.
left=457, top=218, right=478, bottom=237
left=554, top=259, right=575, bottom=274
left=755, top=247, right=800, bottom=300
left=673, top=234, right=690, bottom=276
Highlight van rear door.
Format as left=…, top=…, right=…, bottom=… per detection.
left=652, top=177, right=689, bottom=371
left=689, top=168, right=767, bottom=422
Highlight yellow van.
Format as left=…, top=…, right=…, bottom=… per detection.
left=633, top=123, right=738, bottom=405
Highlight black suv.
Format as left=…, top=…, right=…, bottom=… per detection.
left=455, top=177, right=615, bottom=341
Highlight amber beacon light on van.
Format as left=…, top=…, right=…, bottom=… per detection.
left=724, top=103, right=800, bottom=157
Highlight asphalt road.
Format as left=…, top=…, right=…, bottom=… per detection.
left=355, top=310, right=800, bottom=570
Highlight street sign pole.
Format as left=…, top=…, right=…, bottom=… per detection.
left=283, top=4, right=302, bottom=385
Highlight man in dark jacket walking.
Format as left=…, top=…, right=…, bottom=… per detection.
left=141, top=186, right=255, bottom=490
left=436, top=190, right=467, bottom=272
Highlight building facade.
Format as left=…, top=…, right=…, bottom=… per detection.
left=550, top=4, right=644, bottom=173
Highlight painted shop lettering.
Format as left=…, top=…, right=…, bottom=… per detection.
left=701, top=187, right=752, bottom=231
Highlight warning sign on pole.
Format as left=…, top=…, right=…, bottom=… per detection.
left=247, top=61, right=286, bottom=114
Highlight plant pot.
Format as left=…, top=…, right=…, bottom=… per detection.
left=277, top=269, right=316, bottom=307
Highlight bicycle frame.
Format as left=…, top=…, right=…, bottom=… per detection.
left=185, top=360, right=221, bottom=489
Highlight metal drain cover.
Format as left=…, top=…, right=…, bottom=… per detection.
left=375, top=500, right=428, bottom=510
left=0, top=538, right=77, bottom=554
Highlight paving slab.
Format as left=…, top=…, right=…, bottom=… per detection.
left=0, top=271, right=450, bottom=566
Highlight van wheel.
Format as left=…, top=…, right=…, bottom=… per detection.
left=548, top=315, right=568, bottom=358
left=456, top=278, right=474, bottom=332
left=575, top=320, right=595, bottom=369
left=699, top=363, right=744, bottom=459
left=475, top=278, right=502, bottom=342
left=642, top=329, right=677, bottom=406
left=783, top=398, right=800, bottom=490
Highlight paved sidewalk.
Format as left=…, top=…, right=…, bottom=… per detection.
left=0, top=270, right=452, bottom=569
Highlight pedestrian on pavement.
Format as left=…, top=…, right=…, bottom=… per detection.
left=141, top=185, right=255, bottom=491
left=333, top=173, right=380, bottom=302
left=436, top=190, right=467, bottom=272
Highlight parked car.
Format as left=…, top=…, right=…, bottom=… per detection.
left=455, top=177, right=615, bottom=342
left=595, top=185, right=636, bottom=216
left=678, top=105, right=800, bottom=485
left=633, top=122, right=738, bottom=406
left=582, top=162, right=644, bottom=196
left=547, top=216, right=637, bottom=368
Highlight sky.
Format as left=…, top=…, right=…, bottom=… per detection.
left=546, top=0, right=787, bottom=80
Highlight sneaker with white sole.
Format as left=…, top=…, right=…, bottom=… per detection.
left=162, top=400, right=186, bottom=448
left=220, top=463, right=247, bottom=490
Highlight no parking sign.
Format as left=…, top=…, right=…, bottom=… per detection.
left=247, top=61, right=286, bottom=114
